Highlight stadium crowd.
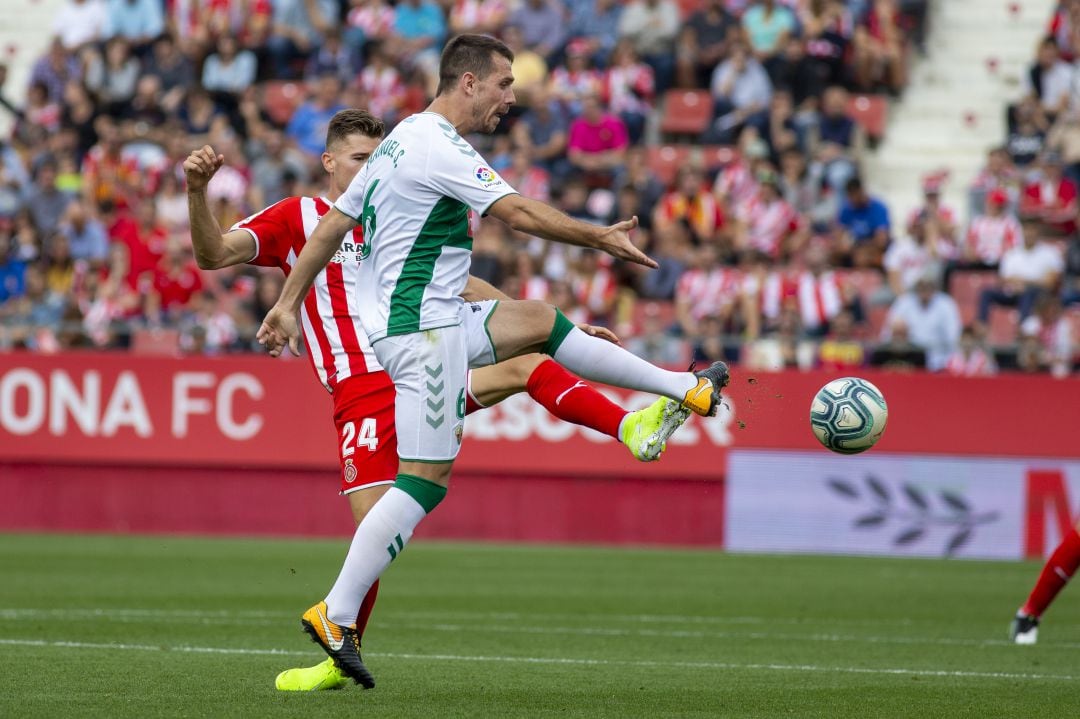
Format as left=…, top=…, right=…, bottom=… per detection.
left=0, top=0, right=1076, bottom=376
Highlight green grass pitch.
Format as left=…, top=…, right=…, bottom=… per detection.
left=1, top=533, right=1078, bottom=718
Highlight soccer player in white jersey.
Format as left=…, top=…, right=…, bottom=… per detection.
left=185, top=109, right=689, bottom=690
left=258, top=35, right=730, bottom=687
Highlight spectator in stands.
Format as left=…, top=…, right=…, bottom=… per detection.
left=769, top=36, right=825, bottom=109
left=744, top=305, right=816, bottom=370
left=603, top=41, right=655, bottom=145
left=742, top=0, right=797, bottom=76
left=969, top=146, right=1019, bottom=216
left=144, top=36, right=194, bottom=114
left=304, top=31, right=360, bottom=85
left=881, top=273, right=960, bottom=371
left=357, top=41, right=406, bottom=124
left=978, top=230, right=1065, bottom=324
left=1046, top=106, right=1080, bottom=188
left=810, top=85, right=862, bottom=194
left=391, top=0, right=447, bottom=86
left=906, top=173, right=957, bottom=247
left=836, top=176, right=890, bottom=268
left=119, top=199, right=168, bottom=293
left=148, top=238, right=203, bottom=322
left=286, top=74, right=347, bottom=160
left=104, top=0, right=165, bottom=50
left=345, top=0, right=396, bottom=53
left=26, top=158, right=73, bottom=240
left=753, top=89, right=800, bottom=161
left=1020, top=152, right=1078, bottom=235
left=177, top=87, right=225, bottom=140
left=123, top=76, right=167, bottom=134
left=511, top=87, right=569, bottom=178
left=676, top=0, right=736, bottom=88
left=709, top=41, right=773, bottom=145
left=202, top=36, right=258, bottom=99
left=85, top=38, right=140, bottom=117
left=638, top=222, right=690, bottom=300
left=870, top=319, right=925, bottom=369
left=268, top=0, right=338, bottom=79
left=548, top=40, right=601, bottom=118
left=944, top=325, right=997, bottom=377
left=1023, top=36, right=1074, bottom=119
left=566, top=94, right=629, bottom=183
left=778, top=147, right=834, bottom=229
left=509, top=0, right=565, bottom=61
left=734, top=170, right=803, bottom=261
left=569, top=0, right=624, bottom=66
left=0, top=233, right=27, bottom=304
left=852, top=0, right=907, bottom=94
left=1020, top=294, right=1074, bottom=376
left=57, top=200, right=107, bottom=264
left=961, top=188, right=1022, bottom=269
left=53, top=0, right=108, bottom=52
left=30, top=40, right=81, bottom=104
left=248, top=129, right=309, bottom=207
left=674, top=243, right=740, bottom=338
left=817, top=309, right=864, bottom=370
left=689, top=314, right=729, bottom=366
left=501, top=25, right=547, bottom=107
left=502, top=147, right=550, bottom=202
left=613, top=146, right=665, bottom=224
left=618, top=0, right=681, bottom=92
left=450, top=0, right=508, bottom=35
left=883, top=214, right=947, bottom=299
left=799, top=0, right=852, bottom=89
left=43, top=235, right=76, bottom=300
left=180, top=292, right=239, bottom=354
left=654, top=166, right=724, bottom=245
left=1007, top=96, right=1049, bottom=168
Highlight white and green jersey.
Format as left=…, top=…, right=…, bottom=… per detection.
left=335, top=112, right=518, bottom=343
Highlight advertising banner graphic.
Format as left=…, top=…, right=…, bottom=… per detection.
left=726, top=451, right=1080, bottom=559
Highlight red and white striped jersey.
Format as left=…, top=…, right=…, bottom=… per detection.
left=233, top=196, right=382, bottom=393
left=944, top=347, right=995, bottom=377
left=965, top=214, right=1022, bottom=264
left=676, top=267, right=742, bottom=322
left=755, top=269, right=843, bottom=330
left=738, top=194, right=800, bottom=258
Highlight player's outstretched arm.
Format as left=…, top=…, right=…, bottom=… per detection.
left=487, top=194, right=658, bottom=269
left=257, top=207, right=358, bottom=357
left=184, top=145, right=257, bottom=269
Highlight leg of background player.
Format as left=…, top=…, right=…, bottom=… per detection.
left=484, top=300, right=724, bottom=416
left=469, top=354, right=626, bottom=439
left=1012, top=523, right=1080, bottom=644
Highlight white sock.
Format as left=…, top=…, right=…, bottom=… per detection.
left=324, top=487, right=428, bottom=625
left=551, top=327, right=696, bottom=401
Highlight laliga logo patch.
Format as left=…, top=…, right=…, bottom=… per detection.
left=474, top=166, right=502, bottom=189
left=344, top=459, right=357, bottom=484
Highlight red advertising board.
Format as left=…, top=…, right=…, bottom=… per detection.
left=2, top=351, right=1080, bottom=475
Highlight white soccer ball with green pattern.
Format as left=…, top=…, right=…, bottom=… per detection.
left=810, top=377, right=888, bottom=454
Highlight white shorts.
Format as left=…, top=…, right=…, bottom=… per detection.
left=371, top=300, right=500, bottom=462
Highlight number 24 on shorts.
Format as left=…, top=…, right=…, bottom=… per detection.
left=341, top=419, right=379, bottom=456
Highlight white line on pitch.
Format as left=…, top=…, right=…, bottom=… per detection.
left=0, top=638, right=1072, bottom=682
left=2, top=608, right=1078, bottom=650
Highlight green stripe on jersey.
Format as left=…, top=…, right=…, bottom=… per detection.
left=385, top=196, right=472, bottom=336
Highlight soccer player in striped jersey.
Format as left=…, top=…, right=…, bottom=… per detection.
left=257, top=36, right=728, bottom=687
left=185, top=109, right=689, bottom=690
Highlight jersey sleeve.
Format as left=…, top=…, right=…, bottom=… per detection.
left=231, top=197, right=299, bottom=268
left=425, top=143, right=518, bottom=216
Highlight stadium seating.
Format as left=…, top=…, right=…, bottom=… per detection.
left=646, top=145, right=693, bottom=187
left=847, top=94, right=888, bottom=143
left=659, top=90, right=713, bottom=139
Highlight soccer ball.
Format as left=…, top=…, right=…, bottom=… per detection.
left=810, top=377, right=888, bottom=454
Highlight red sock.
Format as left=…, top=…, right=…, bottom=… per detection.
left=525, top=359, right=627, bottom=439
left=1021, top=528, right=1080, bottom=617
left=355, top=580, right=379, bottom=636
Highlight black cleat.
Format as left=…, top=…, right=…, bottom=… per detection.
left=1009, top=611, right=1039, bottom=645
left=680, top=361, right=731, bottom=417
left=301, top=601, right=376, bottom=688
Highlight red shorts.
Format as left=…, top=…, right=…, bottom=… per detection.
left=332, top=372, right=398, bottom=494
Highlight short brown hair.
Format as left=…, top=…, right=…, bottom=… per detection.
left=325, top=109, right=385, bottom=150
left=436, top=34, right=514, bottom=96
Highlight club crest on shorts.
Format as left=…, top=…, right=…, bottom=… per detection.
left=343, top=459, right=357, bottom=484
left=453, top=423, right=464, bottom=444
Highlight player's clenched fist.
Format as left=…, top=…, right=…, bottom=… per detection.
left=183, top=145, right=225, bottom=193
left=257, top=304, right=302, bottom=358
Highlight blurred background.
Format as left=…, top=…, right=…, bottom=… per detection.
left=0, top=0, right=1078, bottom=562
